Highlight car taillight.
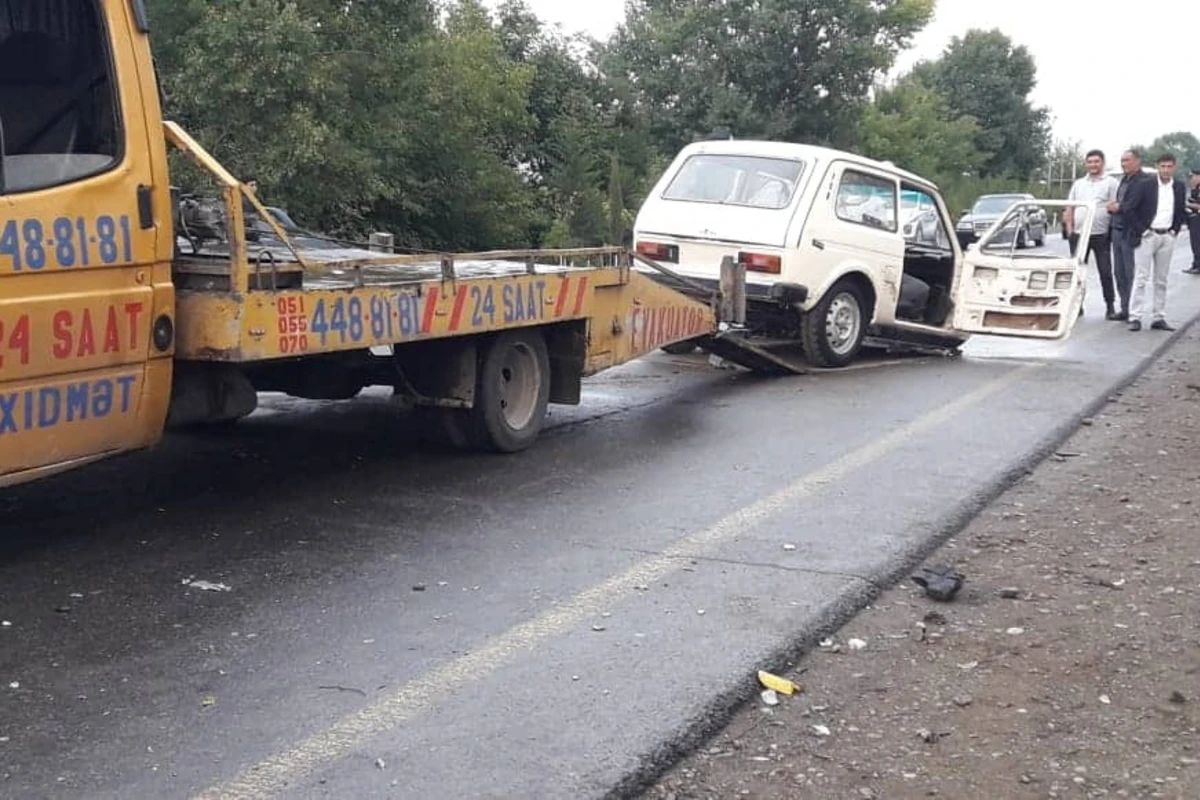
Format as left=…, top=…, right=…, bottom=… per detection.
left=635, top=241, right=679, bottom=263
left=738, top=251, right=782, bottom=274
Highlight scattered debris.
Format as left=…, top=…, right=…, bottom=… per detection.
left=1, top=621, right=10, bottom=627
left=1099, top=694, right=1111, bottom=705
left=760, top=689, right=779, bottom=707
left=696, top=609, right=706, bottom=616
left=757, top=670, right=801, bottom=696
left=1085, top=576, right=1125, bottom=590
left=318, top=685, right=367, bottom=697
left=1006, top=627, right=1025, bottom=636
left=412, top=584, right=426, bottom=592
left=782, top=543, right=797, bottom=552
left=811, top=724, right=831, bottom=737
left=591, top=624, right=607, bottom=632
left=1169, top=691, right=1187, bottom=705
left=998, top=587, right=1022, bottom=599
left=201, top=695, right=216, bottom=708
left=848, top=638, right=867, bottom=651
left=916, top=728, right=948, bottom=744
left=375, top=758, right=386, bottom=770
left=183, top=578, right=232, bottom=593
left=911, top=564, right=965, bottom=601
left=8, top=681, right=18, bottom=689
left=922, top=611, right=947, bottom=626
left=952, top=695, right=973, bottom=708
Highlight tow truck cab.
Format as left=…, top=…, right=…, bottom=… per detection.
left=0, top=0, right=176, bottom=485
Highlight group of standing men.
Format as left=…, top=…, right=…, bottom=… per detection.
left=1064, top=150, right=1200, bottom=331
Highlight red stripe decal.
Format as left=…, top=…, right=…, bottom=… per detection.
left=554, top=277, right=571, bottom=318
left=572, top=277, right=589, bottom=316
left=449, top=285, right=468, bottom=331
left=421, top=286, right=439, bottom=333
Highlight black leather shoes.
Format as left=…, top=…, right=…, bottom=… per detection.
left=1151, top=320, right=1175, bottom=331
left=1112, top=311, right=1129, bottom=322
left=1129, top=320, right=1142, bottom=331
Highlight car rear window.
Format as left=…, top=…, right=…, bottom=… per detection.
left=973, top=196, right=1026, bottom=215
left=662, top=154, right=805, bottom=210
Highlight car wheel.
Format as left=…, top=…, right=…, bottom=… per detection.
left=801, top=279, right=868, bottom=368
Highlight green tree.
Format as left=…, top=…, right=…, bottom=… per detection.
left=913, top=29, right=1051, bottom=179
left=603, top=0, right=934, bottom=154
left=1142, top=132, right=1200, bottom=169
left=859, top=76, right=986, bottom=183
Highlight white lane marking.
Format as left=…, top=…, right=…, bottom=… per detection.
left=194, top=360, right=1042, bottom=800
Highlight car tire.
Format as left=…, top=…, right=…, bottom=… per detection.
left=801, top=279, right=869, bottom=368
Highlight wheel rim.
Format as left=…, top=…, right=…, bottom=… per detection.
left=825, top=291, right=862, bottom=356
left=496, top=342, right=541, bottom=431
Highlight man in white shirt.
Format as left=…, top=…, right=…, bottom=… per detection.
left=1065, top=149, right=1120, bottom=319
left=1129, top=153, right=1188, bottom=331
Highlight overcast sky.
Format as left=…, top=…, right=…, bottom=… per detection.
left=487, top=0, right=1200, bottom=169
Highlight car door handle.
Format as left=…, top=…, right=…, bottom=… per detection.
left=812, top=239, right=825, bottom=250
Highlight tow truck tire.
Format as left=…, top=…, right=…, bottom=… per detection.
left=801, top=279, right=868, bottom=368
left=470, top=329, right=551, bottom=453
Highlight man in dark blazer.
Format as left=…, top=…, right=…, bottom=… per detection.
left=1124, top=153, right=1187, bottom=331
left=1184, top=167, right=1200, bottom=275
left=1106, top=150, right=1158, bottom=321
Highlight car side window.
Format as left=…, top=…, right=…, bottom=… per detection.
left=835, top=169, right=897, bottom=233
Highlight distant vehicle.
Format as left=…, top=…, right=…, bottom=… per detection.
left=956, top=193, right=1048, bottom=249
left=903, top=208, right=946, bottom=248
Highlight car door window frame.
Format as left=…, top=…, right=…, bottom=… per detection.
left=834, top=167, right=899, bottom=234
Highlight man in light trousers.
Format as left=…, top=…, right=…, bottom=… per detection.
left=1128, top=153, right=1187, bottom=331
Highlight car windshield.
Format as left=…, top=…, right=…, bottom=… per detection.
left=662, top=154, right=805, bottom=210
left=972, top=196, right=1026, bottom=216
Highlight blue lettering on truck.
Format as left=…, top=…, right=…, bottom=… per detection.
left=0, top=375, right=137, bottom=434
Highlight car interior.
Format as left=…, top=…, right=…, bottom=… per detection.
left=897, top=183, right=956, bottom=327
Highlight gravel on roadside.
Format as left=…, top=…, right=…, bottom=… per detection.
left=642, top=327, right=1200, bottom=800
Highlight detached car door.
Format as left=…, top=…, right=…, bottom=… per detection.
left=952, top=200, right=1094, bottom=339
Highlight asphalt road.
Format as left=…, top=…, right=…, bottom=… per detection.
left=2, top=240, right=1199, bottom=799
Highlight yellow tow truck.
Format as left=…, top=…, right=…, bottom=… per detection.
left=1, top=0, right=786, bottom=488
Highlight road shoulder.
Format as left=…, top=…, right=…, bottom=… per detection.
left=643, top=327, right=1200, bottom=799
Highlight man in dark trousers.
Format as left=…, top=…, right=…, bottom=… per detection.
left=1185, top=167, right=1200, bottom=275
left=1065, top=149, right=1119, bottom=318
left=1125, top=153, right=1187, bottom=331
left=1106, top=150, right=1157, bottom=321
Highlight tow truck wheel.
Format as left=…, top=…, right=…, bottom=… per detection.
left=801, top=279, right=867, bottom=368
left=448, top=329, right=551, bottom=453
